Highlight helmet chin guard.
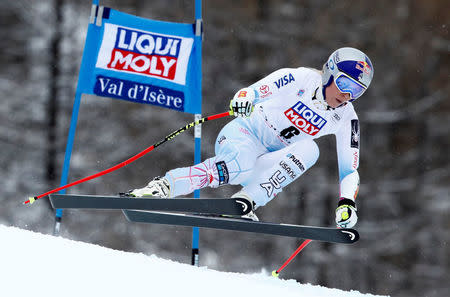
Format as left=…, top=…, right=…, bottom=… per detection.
left=322, top=47, right=374, bottom=101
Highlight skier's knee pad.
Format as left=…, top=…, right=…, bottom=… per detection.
left=216, top=150, right=259, bottom=186
left=287, top=140, right=319, bottom=171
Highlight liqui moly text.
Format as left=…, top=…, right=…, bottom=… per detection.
left=108, top=28, right=180, bottom=79
left=96, top=24, right=193, bottom=85
left=284, top=101, right=327, bottom=136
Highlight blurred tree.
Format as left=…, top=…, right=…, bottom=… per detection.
left=46, top=0, right=63, bottom=212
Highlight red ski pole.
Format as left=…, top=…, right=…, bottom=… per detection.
left=272, top=239, right=312, bottom=277
left=24, top=110, right=233, bottom=205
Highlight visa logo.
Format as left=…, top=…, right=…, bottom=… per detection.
left=274, top=73, right=295, bottom=89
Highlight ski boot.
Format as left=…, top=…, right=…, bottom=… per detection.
left=126, top=177, right=171, bottom=198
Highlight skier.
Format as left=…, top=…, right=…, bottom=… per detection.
left=127, top=47, right=373, bottom=228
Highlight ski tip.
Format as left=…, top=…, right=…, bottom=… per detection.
left=340, top=228, right=360, bottom=243
left=271, top=270, right=279, bottom=278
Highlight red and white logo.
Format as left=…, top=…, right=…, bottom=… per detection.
left=238, top=90, right=247, bottom=98
left=260, top=85, right=270, bottom=94
left=284, top=101, right=327, bottom=136
left=96, top=24, right=194, bottom=85
left=259, top=85, right=272, bottom=98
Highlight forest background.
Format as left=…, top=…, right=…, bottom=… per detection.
left=0, top=1, right=448, bottom=296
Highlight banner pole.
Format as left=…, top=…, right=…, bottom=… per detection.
left=53, top=0, right=99, bottom=236
left=192, top=114, right=201, bottom=266
left=191, top=0, right=203, bottom=266
left=53, top=91, right=83, bottom=236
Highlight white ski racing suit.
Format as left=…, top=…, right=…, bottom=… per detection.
left=163, top=67, right=360, bottom=207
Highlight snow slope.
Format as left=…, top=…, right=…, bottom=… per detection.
left=0, top=225, right=388, bottom=297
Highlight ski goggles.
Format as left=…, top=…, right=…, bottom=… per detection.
left=334, top=72, right=367, bottom=100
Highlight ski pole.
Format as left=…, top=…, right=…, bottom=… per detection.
left=24, top=110, right=233, bottom=205
left=272, top=239, right=312, bottom=277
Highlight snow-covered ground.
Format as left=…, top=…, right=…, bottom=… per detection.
left=0, top=225, right=388, bottom=297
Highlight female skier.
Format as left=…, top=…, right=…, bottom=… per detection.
left=128, top=47, right=373, bottom=228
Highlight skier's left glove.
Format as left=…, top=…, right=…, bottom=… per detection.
left=230, top=87, right=255, bottom=117
left=335, top=198, right=358, bottom=228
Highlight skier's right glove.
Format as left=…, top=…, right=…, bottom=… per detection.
left=230, top=87, right=255, bottom=117
left=335, top=198, right=358, bottom=228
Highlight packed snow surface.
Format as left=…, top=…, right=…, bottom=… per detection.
left=0, top=225, right=388, bottom=297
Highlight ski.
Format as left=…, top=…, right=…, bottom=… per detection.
left=122, top=210, right=359, bottom=244
left=48, top=194, right=252, bottom=215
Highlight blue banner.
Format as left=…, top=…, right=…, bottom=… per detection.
left=77, top=7, right=201, bottom=114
